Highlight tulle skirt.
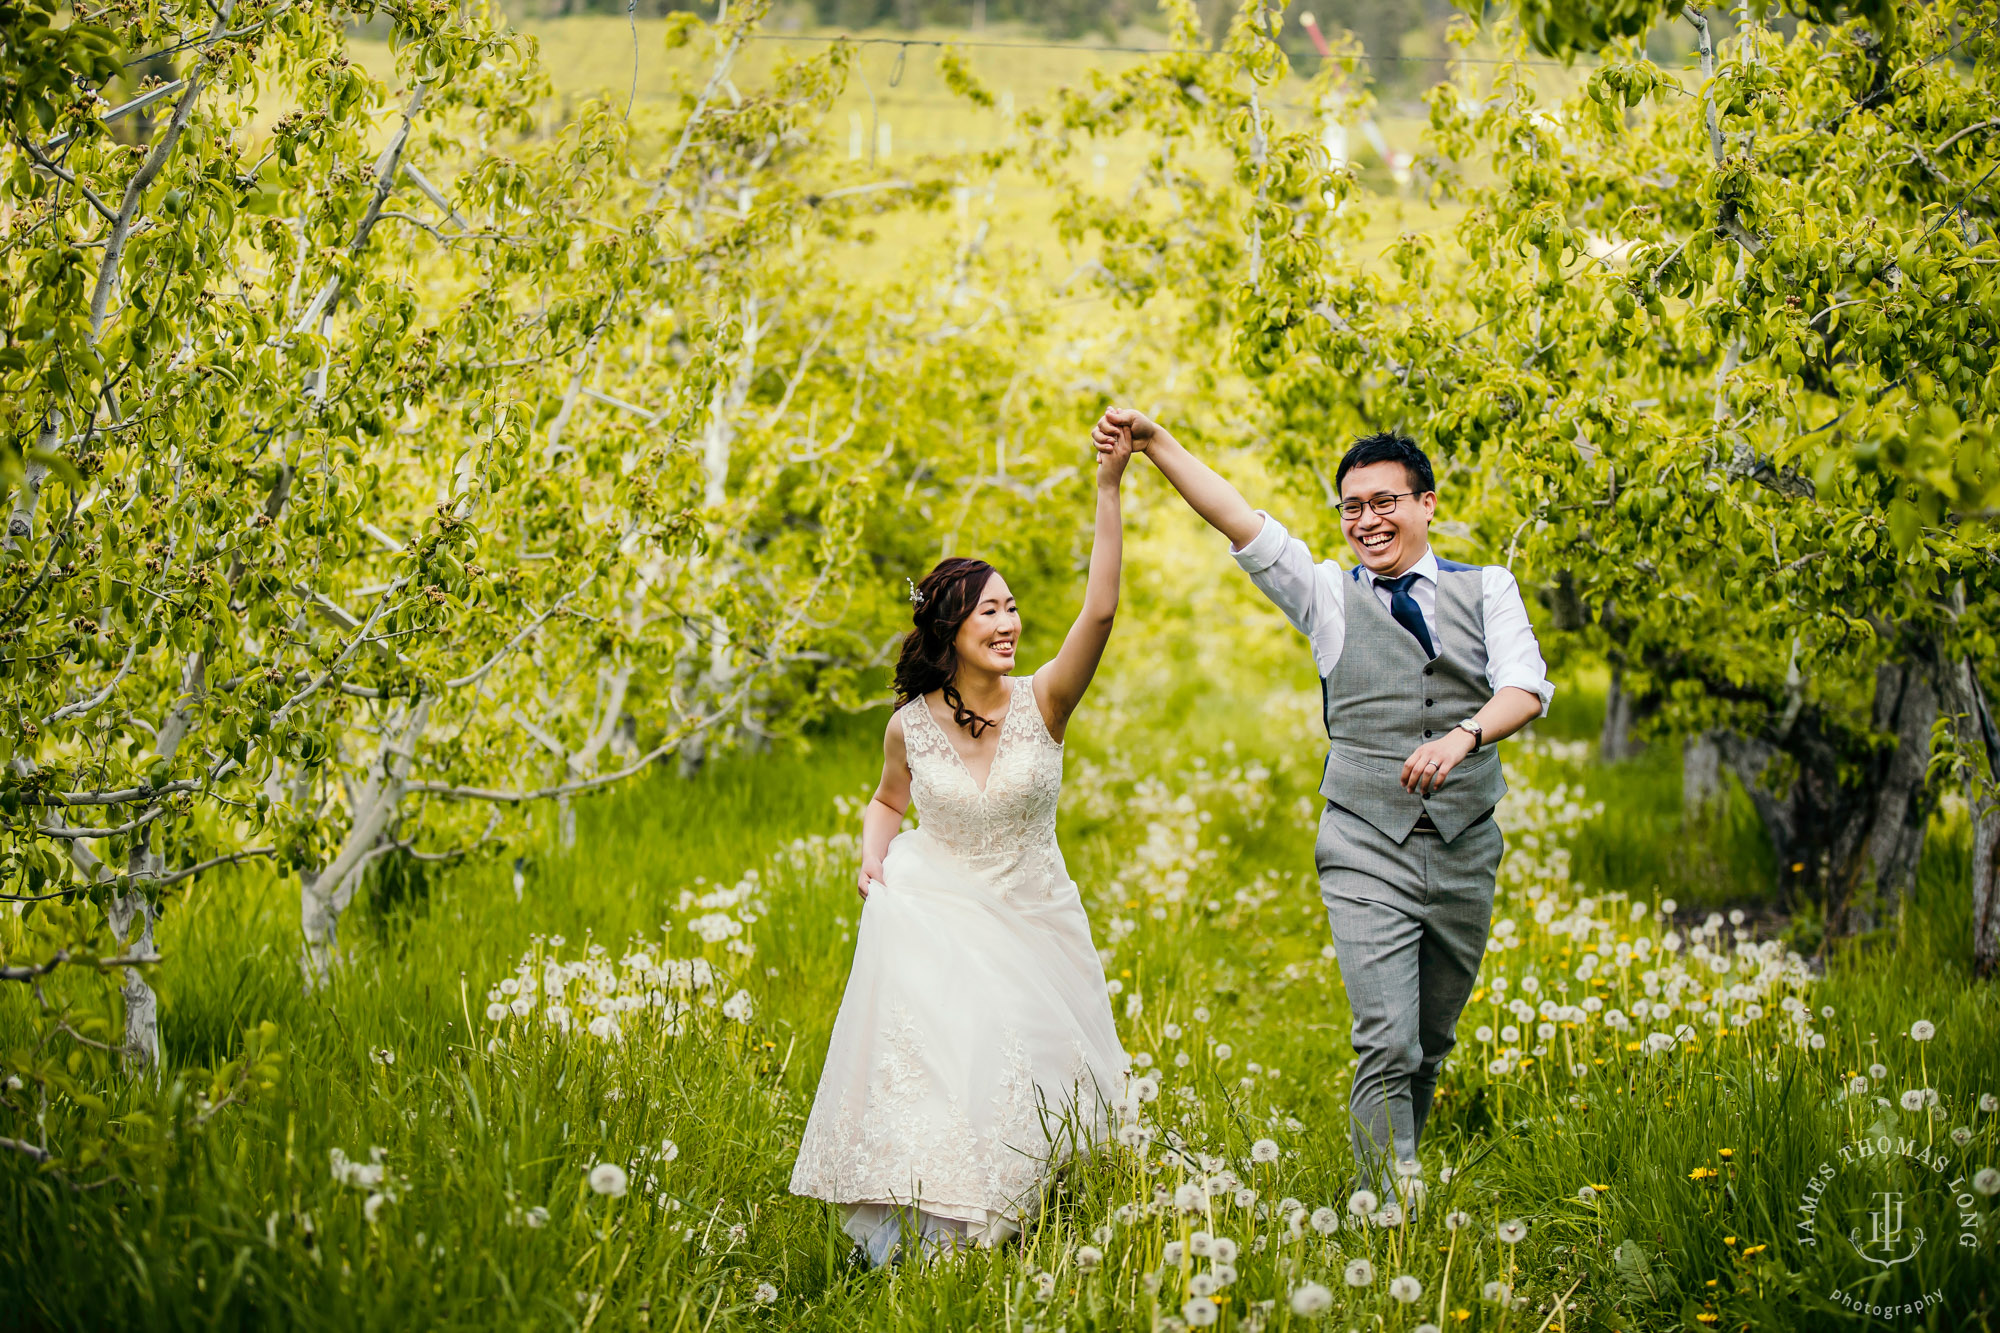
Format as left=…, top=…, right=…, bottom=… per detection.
left=789, top=828, right=1126, bottom=1252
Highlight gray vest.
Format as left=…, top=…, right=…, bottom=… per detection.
left=1319, top=566, right=1507, bottom=844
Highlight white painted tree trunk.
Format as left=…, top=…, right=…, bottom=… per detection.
left=1683, top=732, right=1723, bottom=819
left=105, top=831, right=165, bottom=1069
left=300, top=697, right=431, bottom=987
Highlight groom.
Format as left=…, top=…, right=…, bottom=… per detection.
left=1091, top=409, right=1551, bottom=1186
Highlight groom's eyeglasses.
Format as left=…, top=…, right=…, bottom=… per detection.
left=1338, top=491, right=1419, bottom=520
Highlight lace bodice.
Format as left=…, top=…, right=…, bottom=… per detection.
left=900, top=674, right=1068, bottom=901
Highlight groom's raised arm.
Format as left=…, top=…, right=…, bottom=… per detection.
left=1093, top=408, right=1343, bottom=670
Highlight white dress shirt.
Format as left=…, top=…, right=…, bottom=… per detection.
left=1230, top=511, right=1554, bottom=715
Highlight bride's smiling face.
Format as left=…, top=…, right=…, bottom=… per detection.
left=952, top=572, right=1020, bottom=676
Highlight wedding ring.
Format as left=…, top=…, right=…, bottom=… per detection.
left=1425, top=760, right=1439, bottom=769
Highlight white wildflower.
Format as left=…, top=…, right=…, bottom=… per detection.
left=588, top=1163, right=628, bottom=1197
left=1289, top=1282, right=1333, bottom=1316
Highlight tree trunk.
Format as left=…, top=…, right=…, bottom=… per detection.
left=1973, top=799, right=2000, bottom=978
left=1683, top=732, right=1723, bottom=818
left=301, top=698, right=431, bottom=987
left=1939, top=653, right=2000, bottom=977
left=1716, top=650, right=1939, bottom=935
left=105, top=870, right=160, bottom=1071
left=1600, top=664, right=1643, bottom=762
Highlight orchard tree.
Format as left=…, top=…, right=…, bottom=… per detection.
left=1039, top=0, right=2000, bottom=965
left=0, top=0, right=1107, bottom=1185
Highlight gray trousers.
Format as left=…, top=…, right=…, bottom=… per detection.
left=1314, top=801, right=1501, bottom=1185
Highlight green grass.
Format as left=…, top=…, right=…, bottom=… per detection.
left=1536, top=676, right=1778, bottom=916
left=6, top=645, right=1998, bottom=1330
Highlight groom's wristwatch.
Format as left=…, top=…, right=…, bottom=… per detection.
left=1455, top=718, right=1483, bottom=751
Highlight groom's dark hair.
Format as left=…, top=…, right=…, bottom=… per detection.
left=1335, top=432, right=1434, bottom=499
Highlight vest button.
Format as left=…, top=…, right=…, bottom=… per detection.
left=1423, top=665, right=1434, bottom=676
left=1424, top=729, right=1433, bottom=738
left=1425, top=698, right=1435, bottom=706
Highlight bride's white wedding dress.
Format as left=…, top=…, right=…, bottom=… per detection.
left=789, top=673, right=1127, bottom=1261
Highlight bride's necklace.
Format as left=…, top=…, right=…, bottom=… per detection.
left=942, top=682, right=1004, bottom=738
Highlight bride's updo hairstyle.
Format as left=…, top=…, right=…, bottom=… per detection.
left=893, top=557, right=1001, bottom=730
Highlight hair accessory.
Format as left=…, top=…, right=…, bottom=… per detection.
left=905, top=577, right=926, bottom=610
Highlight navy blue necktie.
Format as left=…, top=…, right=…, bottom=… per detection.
left=1378, top=572, right=1436, bottom=659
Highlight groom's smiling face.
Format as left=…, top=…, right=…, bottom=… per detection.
left=1340, top=460, right=1437, bottom=578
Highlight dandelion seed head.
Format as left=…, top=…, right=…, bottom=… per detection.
left=1347, top=1189, right=1378, bottom=1216
left=1250, top=1138, right=1280, bottom=1163
left=1910, top=1020, right=1936, bottom=1042
left=1343, top=1257, right=1375, bottom=1287
left=1972, top=1167, right=2000, bottom=1196
left=1289, top=1281, right=1333, bottom=1316
left=1497, top=1219, right=1528, bottom=1244
left=588, top=1163, right=628, bottom=1197
left=1388, top=1275, right=1422, bottom=1303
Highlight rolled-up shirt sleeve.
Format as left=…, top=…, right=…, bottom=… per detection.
left=1480, top=566, right=1555, bottom=716
left=1230, top=511, right=1346, bottom=677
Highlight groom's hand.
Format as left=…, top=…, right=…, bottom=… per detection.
left=1092, top=407, right=1159, bottom=458
left=1400, top=728, right=1476, bottom=796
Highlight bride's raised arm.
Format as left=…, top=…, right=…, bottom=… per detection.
left=1033, top=429, right=1133, bottom=741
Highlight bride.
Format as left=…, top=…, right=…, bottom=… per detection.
left=789, top=431, right=1135, bottom=1264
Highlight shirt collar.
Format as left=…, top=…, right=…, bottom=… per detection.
left=1365, top=547, right=1438, bottom=586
